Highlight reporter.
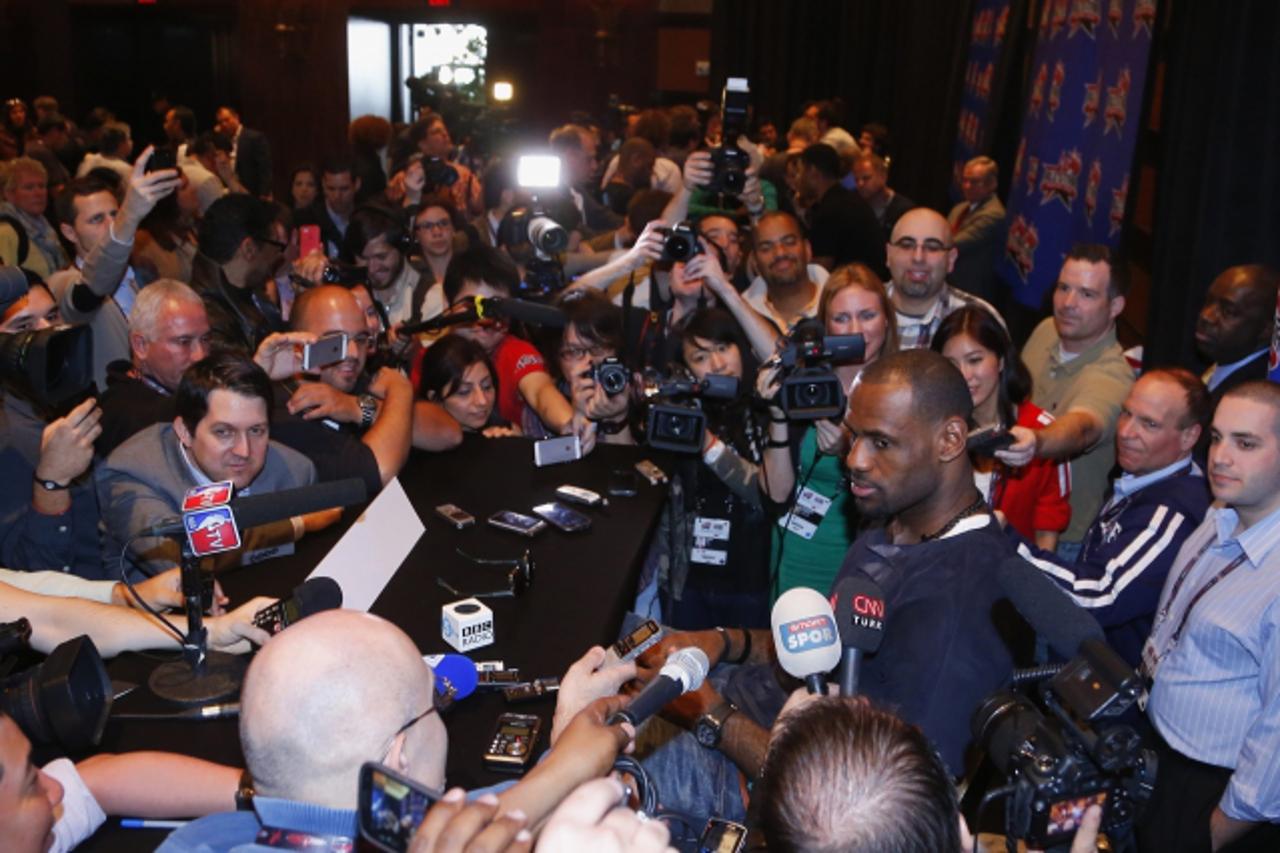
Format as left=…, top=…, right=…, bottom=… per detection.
left=420, top=334, right=519, bottom=438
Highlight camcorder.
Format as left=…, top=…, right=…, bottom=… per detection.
left=970, top=639, right=1156, bottom=852
left=0, top=619, right=112, bottom=752
left=421, top=155, right=459, bottom=191
left=498, top=155, right=571, bottom=300
left=657, top=221, right=704, bottom=263
left=0, top=323, right=95, bottom=411
left=705, top=78, right=752, bottom=196
left=639, top=369, right=738, bottom=454
left=768, top=320, right=864, bottom=420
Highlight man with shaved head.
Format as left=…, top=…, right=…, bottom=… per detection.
left=632, top=350, right=1030, bottom=823
left=255, top=284, right=413, bottom=495
left=159, top=610, right=637, bottom=850
left=885, top=207, right=1002, bottom=349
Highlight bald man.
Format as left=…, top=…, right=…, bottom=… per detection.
left=885, top=207, right=1003, bottom=349
left=254, top=285, right=413, bottom=495
left=159, top=610, right=637, bottom=851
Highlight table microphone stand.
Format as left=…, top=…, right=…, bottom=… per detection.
left=148, top=544, right=246, bottom=705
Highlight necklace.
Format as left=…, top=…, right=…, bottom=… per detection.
left=919, top=494, right=989, bottom=542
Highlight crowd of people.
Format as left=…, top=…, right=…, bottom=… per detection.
left=1, top=89, right=1278, bottom=853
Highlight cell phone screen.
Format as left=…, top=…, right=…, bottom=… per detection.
left=490, top=511, right=543, bottom=532
left=358, top=763, right=440, bottom=853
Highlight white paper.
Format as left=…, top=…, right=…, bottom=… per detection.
left=306, top=477, right=424, bottom=612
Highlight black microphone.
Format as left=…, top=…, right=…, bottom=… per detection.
left=397, top=305, right=480, bottom=336
left=607, top=647, right=710, bottom=727
left=996, top=555, right=1104, bottom=659
left=478, top=296, right=567, bottom=329
left=141, top=478, right=368, bottom=539
left=252, top=577, right=343, bottom=635
left=831, top=574, right=887, bottom=696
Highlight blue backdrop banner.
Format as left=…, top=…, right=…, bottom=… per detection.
left=997, top=0, right=1156, bottom=308
left=951, top=0, right=1014, bottom=202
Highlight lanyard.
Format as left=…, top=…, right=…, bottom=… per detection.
left=1155, top=535, right=1249, bottom=649
left=256, top=825, right=354, bottom=851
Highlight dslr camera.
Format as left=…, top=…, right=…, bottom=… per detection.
left=592, top=357, right=631, bottom=397
left=770, top=319, right=864, bottom=420
left=497, top=155, right=571, bottom=300
left=970, top=639, right=1156, bottom=851
left=657, top=221, right=704, bottom=263
left=422, top=155, right=459, bottom=190
left=705, top=78, right=752, bottom=196
left=639, top=369, right=738, bottom=454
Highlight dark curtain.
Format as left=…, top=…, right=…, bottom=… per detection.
left=1144, top=1, right=1280, bottom=370
left=709, top=0, right=976, bottom=210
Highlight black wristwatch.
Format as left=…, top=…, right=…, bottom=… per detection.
left=33, top=473, right=70, bottom=491
left=694, top=700, right=738, bottom=749
left=357, top=394, right=378, bottom=429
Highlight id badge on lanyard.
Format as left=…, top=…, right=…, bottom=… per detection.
left=778, top=486, right=833, bottom=541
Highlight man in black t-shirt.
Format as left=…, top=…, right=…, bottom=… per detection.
left=798, top=143, right=885, bottom=278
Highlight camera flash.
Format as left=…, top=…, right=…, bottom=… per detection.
left=517, top=155, right=561, bottom=189
left=493, top=81, right=514, bottom=102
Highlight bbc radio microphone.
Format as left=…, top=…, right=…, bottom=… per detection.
left=831, top=574, right=887, bottom=696
left=424, top=653, right=479, bottom=705
left=252, top=577, right=343, bottom=636
left=608, top=647, right=710, bottom=727
left=772, top=587, right=841, bottom=694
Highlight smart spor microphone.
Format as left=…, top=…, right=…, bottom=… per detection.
left=608, top=647, right=710, bottom=727
left=772, top=587, right=841, bottom=694
left=831, top=574, right=887, bottom=696
left=252, top=577, right=343, bottom=635
left=997, top=555, right=1104, bottom=659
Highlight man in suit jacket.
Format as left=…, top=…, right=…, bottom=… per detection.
left=215, top=106, right=272, bottom=197
left=946, top=156, right=1006, bottom=303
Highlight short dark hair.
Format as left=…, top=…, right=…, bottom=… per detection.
left=1144, top=367, right=1211, bottom=432
left=442, top=245, right=520, bottom=304
left=342, top=205, right=407, bottom=263
left=556, top=291, right=623, bottom=372
left=815, top=99, right=845, bottom=128
left=630, top=109, right=670, bottom=148
left=36, top=113, right=67, bottom=136
left=932, top=306, right=1030, bottom=427
left=1065, top=243, right=1129, bottom=299
left=800, top=143, right=843, bottom=180
left=625, top=189, right=673, bottom=237
left=99, top=122, right=130, bottom=154
left=419, top=333, right=497, bottom=403
left=320, top=155, right=356, bottom=180
left=862, top=349, right=973, bottom=426
left=681, top=306, right=759, bottom=382
left=1220, top=380, right=1280, bottom=439
left=175, top=352, right=273, bottom=435
left=55, top=175, right=116, bottom=229
left=667, top=105, right=701, bottom=149
left=860, top=122, right=892, bottom=156
left=757, top=698, right=964, bottom=853
left=412, top=193, right=465, bottom=233
left=170, top=105, right=196, bottom=138
left=198, top=194, right=279, bottom=263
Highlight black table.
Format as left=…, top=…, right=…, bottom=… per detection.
left=80, top=436, right=667, bottom=851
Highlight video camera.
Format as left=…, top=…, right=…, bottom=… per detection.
left=639, top=369, right=739, bottom=454
left=705, top=78, right=752, bottom=196
left=498, top=155, right=570, bottom=300
left=0, top=619, right=112, bottom=752
left=0, top=323, right=95, bottom=410
left=767, top=320, right=864, bottom=420
left=971, top=639, right=1156, bottom=851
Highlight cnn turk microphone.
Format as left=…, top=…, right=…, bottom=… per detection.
left=997, top=555, right=1104, bottom=659
left=140, top=478, right=368, bottom=539
left=252, top=577, right=343, bottom=636
left=771, top=587, right=841, bottom=694
left=608, top=647, right=710, bottom=727
left=831, top=574, right=887, bottom=696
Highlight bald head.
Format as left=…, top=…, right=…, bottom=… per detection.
left=290, top=285, right=369, bottom=392
left=240, top=611, right=439, bottom=808
left=886, top=208, right=958, bottom=307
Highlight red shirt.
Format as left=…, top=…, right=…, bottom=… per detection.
left=993, top=402, right=1071, bottom=539
left=492, top=334, right=548, bottom=425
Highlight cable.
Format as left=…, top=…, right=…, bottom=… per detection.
left=117, top=533, right=192, bottom=645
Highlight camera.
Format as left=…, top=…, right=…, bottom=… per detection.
left=422, top=156, right=459, bottom=190
left=592, top=357, right=630, bottom=397
left=657, top=221, right=704, bottom=263
left=0, top=620, right=112, bottom=752
left=705, top=78, right=751, bottom=196
left=639, top=370, right=738, bottom=454
left=770, top=320, right=864, bottom=420
left=971, top=639, right=1156, bottom=851
left=0, top=323, right=95, bottom=410
left=321, top=261, right=369, bottom=286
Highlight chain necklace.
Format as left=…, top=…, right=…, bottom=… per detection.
left=919, top=494, right=990, bottom=542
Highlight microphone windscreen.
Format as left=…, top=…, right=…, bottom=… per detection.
left=830, top=574, right=887, bottom=654
left=660, top=647, right=710, bottom=691
left=425, top=654, right=479, bottom=702
left=232, top=478, right=368, bottom=530
left=482, top=297, right=567, bottom=329
left=291, top=576, right=343, bottom=618
left=771, top=587, right=841, bottom=679
left=996, top=556, right=1104, bottom=659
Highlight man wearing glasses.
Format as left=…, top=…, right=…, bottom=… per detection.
left=946, top=155, right=1007, bottom=303
left=884, top=207, right=1003, bottom=350
left=260, top=285, right=413, bottom=497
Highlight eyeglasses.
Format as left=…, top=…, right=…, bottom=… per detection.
left=437, top=548, right=535, bottom=599
left=379, top=704, right=439, bottom=759
left=889, top=237, right=952, bottom=254
left=257, top=236, right=288, bottom=252
left=415, top=218, right=453, bottom=232
left=559, top=343, right=610, bottom=361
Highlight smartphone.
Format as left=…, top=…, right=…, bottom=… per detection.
left=966, top=426, right=1016, bottom=456
left=698, top=817, right=748, bottom=853
left=298, top=224, right=322, bottom=259
left=609, top=619, right=662, bottom=663
left=487, top=510, right=547, bottom=537
left=532, top=501, right=592, bottom=533
left=555, top=485, right=604, bottom=507
left=635, top=459, right=669, bottom=485
left=357, top=762, right=442, bottom=853
left=303, top=333, right=348, bottom=371
left=434, top=503, right=475, bottom=530
left=533, top=435, right=582, bottom=467
left=146, top=147, right=177, bottom=173
left=608, top=468, right=638, bottom=497
left=483, top=712, right=543, bottom=772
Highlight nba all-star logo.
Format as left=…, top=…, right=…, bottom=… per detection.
left=1005, top=216, right=1040, bottom=282
left=1082, top=74, right=1102, bottom=127
left=1109, top=174, right=1129, bottom=237
left=1107, top=0, right=1123, bottom=35
left=1025, top=156, right=1040, bottom=196
left=1133, top=0, right=1157, bottom=37
left=1084, top=160, right=1102, bottom=220
left=1029, top=64, right=1048, bottom=117
left=1069, top=0, right=1101, bottom=38
left=1040, top=149, right=1083, bottom=210
left=1012, top=137, right=1027, bottom=185
left=996, top=5, right=1010, bottom=44
left=1051, top=0, right=1070, bottom=38
left=1104, top=67, right=1131, bottom=136
left=1047, top=62, right=1066, bottom=121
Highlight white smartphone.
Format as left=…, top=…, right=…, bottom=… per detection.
left=533, top=435, right=582, bottom=467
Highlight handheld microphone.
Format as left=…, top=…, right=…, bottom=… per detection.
left=831, top=574, right=887, bottom=696
left=996, top=555, right=1104, bottom=659
left=141, top=478, right=368, bottom=539
left=772, top=587, right=841, bottom=694
left=398, top=297, right=567, bottom=336
left=251, top=577, right=343, bottom=636
left=424, top=653, right=479, bottom=705
left=608, top=647, right=710, bottom=727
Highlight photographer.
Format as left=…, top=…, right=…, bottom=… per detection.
left=758, top=263, right=897, bottom=595
left=553, top=291, right=635, bottom=450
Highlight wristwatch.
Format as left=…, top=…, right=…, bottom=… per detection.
left=694, top=700, right=738, bottom=749
left=33, top=473, right=70, bottom=491
left=357, top=394, right=378, bottom=429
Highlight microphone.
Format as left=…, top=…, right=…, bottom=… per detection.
left=424, top=654, right=479, bottom=705
left=830, top=574, right=887, bottom=696
left=996, top=555, right=1104, bottom=659
left=141, top=478, right=368, bottom=539
left=772, top=587, right=841, bottom=694
left=398, top=297, right=566, bottom=336
left=252, top=577, right=343, bottom=636
left=608, top=647, right=710, bottom=727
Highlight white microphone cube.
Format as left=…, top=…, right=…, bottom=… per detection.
left=442, top=598, right=494, bottom=652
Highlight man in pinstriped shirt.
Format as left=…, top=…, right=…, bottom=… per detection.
left=1138, top=381, right=1280, bottom=852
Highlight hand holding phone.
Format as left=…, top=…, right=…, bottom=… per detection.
left=357, top=762, right=441, bottom=852
left=302, top=333, right=348, bottom=371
